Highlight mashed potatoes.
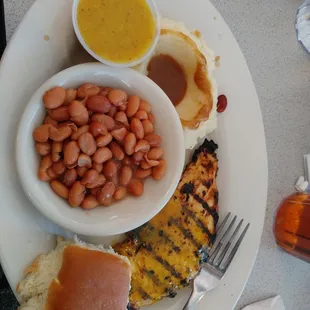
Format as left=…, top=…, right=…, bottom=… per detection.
left=135, top=18, right=218, bottom=149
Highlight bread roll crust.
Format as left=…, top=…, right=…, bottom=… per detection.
left=17, top=237, right=131, bottom=310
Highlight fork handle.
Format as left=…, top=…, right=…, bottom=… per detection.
left=183, top=292, right=205, bottom=310
left=182, top=270, right=220, bottom=310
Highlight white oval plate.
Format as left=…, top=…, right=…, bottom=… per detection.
left=0, top=0, right=268, bottom=309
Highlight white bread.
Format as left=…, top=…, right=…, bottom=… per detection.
left=17, top=236, right=131, bottom=310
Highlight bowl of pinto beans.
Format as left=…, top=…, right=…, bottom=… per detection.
left=16, top=63, right=184, bottom=236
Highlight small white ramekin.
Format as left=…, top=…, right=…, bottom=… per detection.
left=72, top=0, right=160, bottom=68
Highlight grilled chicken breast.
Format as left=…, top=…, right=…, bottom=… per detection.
left=114, top=139, right=219, bottom=309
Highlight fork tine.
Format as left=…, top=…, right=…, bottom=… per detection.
left=202, top=212, right=231, bottom=255
left=214, top=218, right=243, bottom=266
left=216, top=212, right=231, bottom=234
left=220, top=223, right=250, bottom=270
left=208, top=215, right=237, bottom=262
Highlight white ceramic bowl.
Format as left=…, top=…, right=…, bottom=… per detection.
left=72, top=0, right=160, bottom=68
left=16, top=63, right=184, bottom=236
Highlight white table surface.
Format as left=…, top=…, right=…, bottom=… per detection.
left=3, top=0, right=310, bottom=309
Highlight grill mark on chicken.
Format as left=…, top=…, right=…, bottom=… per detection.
left=143, top=269, right=163, bottom=287
left=193, top=193, right=219, bottom=224
left=170, top=218, right=202, bottom=249
left=181, top=204, right=213, bottom=240
left=150, top=253, right=182, bottom=279
left=141, top=223, right=181, bottom=254
left=138, top=288, right=153, bottom=301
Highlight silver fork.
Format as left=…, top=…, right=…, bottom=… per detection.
left=183, top=213, right=250, bottom=310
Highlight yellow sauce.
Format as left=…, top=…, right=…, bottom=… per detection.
left=77, top=0, right=156, bottom=64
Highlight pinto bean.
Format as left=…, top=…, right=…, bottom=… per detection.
left=43, top=87, right=66, bottom=109
left=134, top=140, right=150, bottom=153
left=111, top=127, right=127, bottom=142
left=81, top=169, right=99, bottom=186
left=134, top=110, right=148, bottom=120
left=152, top=159, right=167, bottom=180
left=63, top=169, right=77, bottom=187
left=92, top=162, right=103, bottom=174
left=63, top=141, right=80, bottom=167
left=77, top=166, right=88, bottom=178
left=114, top=111, right=129, bottom=126
left=81, top=195, right=100, bottom=210
left=33, top=124, right=52, bottom=143
left=126, top=95, right=140, bottom=117
left=109, top=141, right=125, bottom=160
left=119, top=165, right=133, bottom=186
left=51, top=142, right=63, bottom=162
left=48, top=106, right=70, bottom=121
left=108, top=89, right=127, bottom=106
left=147, top=147, right=164, bottom=160
left=103, top=160, right=118, bottom=181
left=139, top=100, right=151, bottom=113
left=49, top=126, right=72, bottom=142
left=68, top=181, right=86, bottom=207
left=142, top=119, right=154, bottom=135
left=113, top=187, right=127, bottom=200
left=92, top=147, right=112, bottom=164
left=91, top=114, right=115, bottom=131
left=128, top=179, right=144, bottom=196
left=64, top=88, right=77, bottom=105
left=89, top=122, right=108, bottom=137
left=96, top=133, right=113, bottom=147
left=68, top=100, right=89, bottom=126
left=86, top=95, right=112, bottom=113
left=124, top=133, right=136, bottom=155
left=52, top=161, right=66, bottom=176
left=135, top=168, right=152, bottom=179
left=97, top=181, right=116, bottom=203
left=86, top=174, right=106, bottom=189
left=78, top=133, right=97, bottom=156
left=77, top=154, right=92, bottom=168
left=50, top=180, right=69, bottom=199
left=44, top=116, right=58, bottom=126
left=35, top=142, right=51, bottom=156
left=131, top=118, right=144, bottom=140
left=38, top=155, right=53, bottom=182
left=77, top=83, right=100, bottom=98
left=144, top=134, right=162, bottom=147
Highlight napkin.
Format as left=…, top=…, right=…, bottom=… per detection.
left=242, top=296, right=285, bottom=310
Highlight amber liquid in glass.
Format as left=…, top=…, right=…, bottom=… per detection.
left=274, top=193, right=310, bottom=262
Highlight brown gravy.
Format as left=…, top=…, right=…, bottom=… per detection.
left=147, top=54, right=187, bottom=106
left=46, top=245, right=130, bottom=310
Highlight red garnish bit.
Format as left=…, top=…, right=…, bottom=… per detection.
left=217, top=95, right=227, bottom=113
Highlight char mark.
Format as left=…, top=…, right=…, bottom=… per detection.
left=181, top=205, right=214, bottom=241
left=139, top=225, right=181, bottom=254
left=143, top=244, right=182, bottom=279
left=138, top=288, right=153, bottom=301
left=144, top=269, right=163, bottom=287
left=165, top=287, right=178, bottom=298
left=203, top=179, right=213, bottom=189
left=193, top=194, right=219, bottom=225
left=171, top=218, right=202, bottom=249
left=181, top=182, right=195, bottom=195
left=192, top=139, right=218, bottom=162
left=214, top=190, right=219, bottom=204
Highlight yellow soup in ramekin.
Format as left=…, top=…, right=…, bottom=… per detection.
left=76, top=0, right=158, bottom=65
